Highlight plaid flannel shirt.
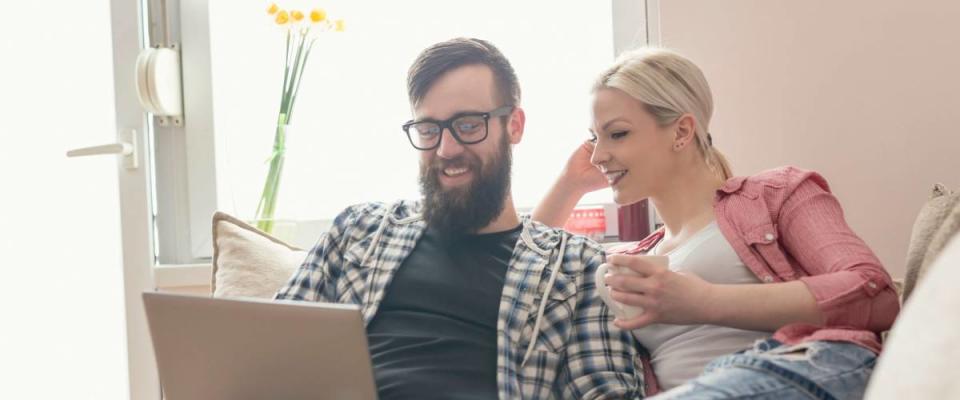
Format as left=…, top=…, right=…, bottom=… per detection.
left=276, top=200, right=642, bottom=399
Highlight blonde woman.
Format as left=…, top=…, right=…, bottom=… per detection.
left=533, top=49, right=899, bottom=398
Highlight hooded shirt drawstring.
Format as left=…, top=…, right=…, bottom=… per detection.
left=521, top=232, right=567, bottom=367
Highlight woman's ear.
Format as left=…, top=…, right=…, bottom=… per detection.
left=672, top=113, right=697, bottom=151
left=508, top=107, right=526, bottom=144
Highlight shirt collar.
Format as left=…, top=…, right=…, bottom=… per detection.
left=716, top=176, right=759, bottom=200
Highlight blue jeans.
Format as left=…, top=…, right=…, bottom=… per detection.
left=649, top=339, right=876, bottom=400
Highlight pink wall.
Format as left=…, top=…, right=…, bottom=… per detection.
left=658, top=0, right=960, bottom=278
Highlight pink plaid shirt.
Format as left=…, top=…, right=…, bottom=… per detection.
left=613, top=166, right=900, bottom=395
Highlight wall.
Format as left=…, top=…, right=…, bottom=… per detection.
left=658, top=0, right=960, bottom=278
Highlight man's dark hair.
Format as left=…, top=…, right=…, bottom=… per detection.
left=407, top=37, right=521, bottom=108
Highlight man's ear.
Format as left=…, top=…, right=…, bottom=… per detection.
left=508, top=107, right=526, bottom=144
left=673, top=113, right=697, bottom=149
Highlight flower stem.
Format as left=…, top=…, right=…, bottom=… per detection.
left=254, top=28, right=319, bottom=233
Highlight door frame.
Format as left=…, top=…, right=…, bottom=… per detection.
left=109, top=0, right=161, bottom=398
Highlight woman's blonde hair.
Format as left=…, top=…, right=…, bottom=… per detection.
left=593, top=48, right=732, bottom=180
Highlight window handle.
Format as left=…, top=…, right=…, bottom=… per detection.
left=67, top=129, right=139, bottom=170
left=68, top=143, right=132, bottom=157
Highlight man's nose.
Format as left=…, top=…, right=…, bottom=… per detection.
left=435, top=128, right=465, bottom=159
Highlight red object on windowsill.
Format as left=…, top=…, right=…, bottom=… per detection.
left=564, top=206, right=607, bottom=241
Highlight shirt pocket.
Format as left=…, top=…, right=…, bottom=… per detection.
left=520, top=271, right=579, bottom=354
left=336, top=237, right=378, bottom=304
left=744, top=222, right=798, bottom=281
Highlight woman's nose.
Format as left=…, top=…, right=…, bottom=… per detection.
left=590, top=143, right=608, bottom=167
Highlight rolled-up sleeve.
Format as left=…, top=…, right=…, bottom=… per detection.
left=779, top=176, right=900, bottom=332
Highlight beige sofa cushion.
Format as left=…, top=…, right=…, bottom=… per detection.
left=866, top=233, right=960, bottom=399
left=211, top=211, right=307, bottom=298
left=901, top=184, right=960, bottom=301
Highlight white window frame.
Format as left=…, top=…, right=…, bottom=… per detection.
left=148, top=0, right=219, bottom=266
left=613, top=0, right=661, bottom=52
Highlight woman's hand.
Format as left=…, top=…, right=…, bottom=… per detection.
left=604, top=254, right=717, bottom=329
left=558, top=140, right=608, bottom=195
left=531, top=141, right=607, bottom=227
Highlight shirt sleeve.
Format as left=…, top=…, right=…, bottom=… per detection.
left=274, top=206, right=357, bottom=302
left=778, top=176, right=900, bottom=332
left=555, top=250, right=643, bottom=399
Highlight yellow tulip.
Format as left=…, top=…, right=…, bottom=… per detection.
left=335, top=19, right=345, bottom=32
left=275, top=10, right=289, bottom=25
left=291, top=10, right=304, bottom=22
left=310, top=9, right=327, bottom=23
left=267, top=3, right=279, bottom=15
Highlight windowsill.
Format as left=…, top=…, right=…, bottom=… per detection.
left=154, top=263, right=212, bottom=289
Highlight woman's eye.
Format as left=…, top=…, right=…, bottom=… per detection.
left=611, top=131, right=628, bottom=139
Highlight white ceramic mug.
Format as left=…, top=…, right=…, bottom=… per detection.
left=595, top=255, right=669, bottom=320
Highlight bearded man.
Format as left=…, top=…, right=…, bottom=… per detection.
left=276, top=38, right=641, bottom=400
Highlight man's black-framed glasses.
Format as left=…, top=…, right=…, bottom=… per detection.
left=402, top=105, right=514, bottom=150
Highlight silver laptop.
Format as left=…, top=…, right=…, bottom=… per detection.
left=142, top=292, right=378, bottom=400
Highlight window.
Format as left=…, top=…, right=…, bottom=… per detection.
left=213, top=1, right=613, bottom=222
left=156, top=0, right=653, bottom=262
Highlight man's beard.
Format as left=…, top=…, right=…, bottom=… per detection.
left=419, top=133, right=512, bottom=237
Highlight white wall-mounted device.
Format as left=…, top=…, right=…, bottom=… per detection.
left=135, top=47, right=183, bottom=117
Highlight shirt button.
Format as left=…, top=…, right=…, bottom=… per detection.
left=868, top=282, right=878, bottom=289
left=764, top=233, right=775, bottom=242
left=763, top=276, right=774, bottom=283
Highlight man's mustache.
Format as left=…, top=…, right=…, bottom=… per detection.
left=429, top=156, right=478, bottom=173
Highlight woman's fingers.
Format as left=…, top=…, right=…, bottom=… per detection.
left=608, top=288, right=662, bottom=328
left=607, top=254, right=666, bottom=275
left=609, top=289, right=659, bottom=309
left=615, top=312, right=659, bottom=330
left=604, top=273, right=660, bottom=294
left=563, top=140, right=608, bottom=192
left=579, top=139, right=596, bottom=152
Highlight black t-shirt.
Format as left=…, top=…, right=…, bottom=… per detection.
left=366, top=224, right=522, bottom=400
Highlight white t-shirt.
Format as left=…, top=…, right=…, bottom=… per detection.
left=633, top=222, right=772, bottom=390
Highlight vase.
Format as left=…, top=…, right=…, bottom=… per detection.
left=254, top=123, right=289, bottom=234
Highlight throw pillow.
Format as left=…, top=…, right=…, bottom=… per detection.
left=901, top=184, right=960, bottom=301
left=211, top=211, right=307, bottom=299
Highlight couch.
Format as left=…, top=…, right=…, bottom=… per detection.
left=209, top=184, right=960, bottom=399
